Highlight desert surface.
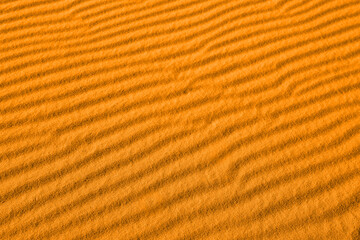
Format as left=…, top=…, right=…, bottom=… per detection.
left=0, top=0, right=360, bottom=239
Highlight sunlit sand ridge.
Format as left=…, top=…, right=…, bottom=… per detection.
left=0, top=0, right=359, bottom=239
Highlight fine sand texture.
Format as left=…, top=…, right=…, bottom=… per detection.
left=0, top=0, right=360, bottom=239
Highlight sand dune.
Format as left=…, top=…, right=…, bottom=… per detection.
left=0, top=0, right=360, bottom=239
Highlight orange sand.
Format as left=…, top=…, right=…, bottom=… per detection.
left=0, top=0, right=360, bottom=239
